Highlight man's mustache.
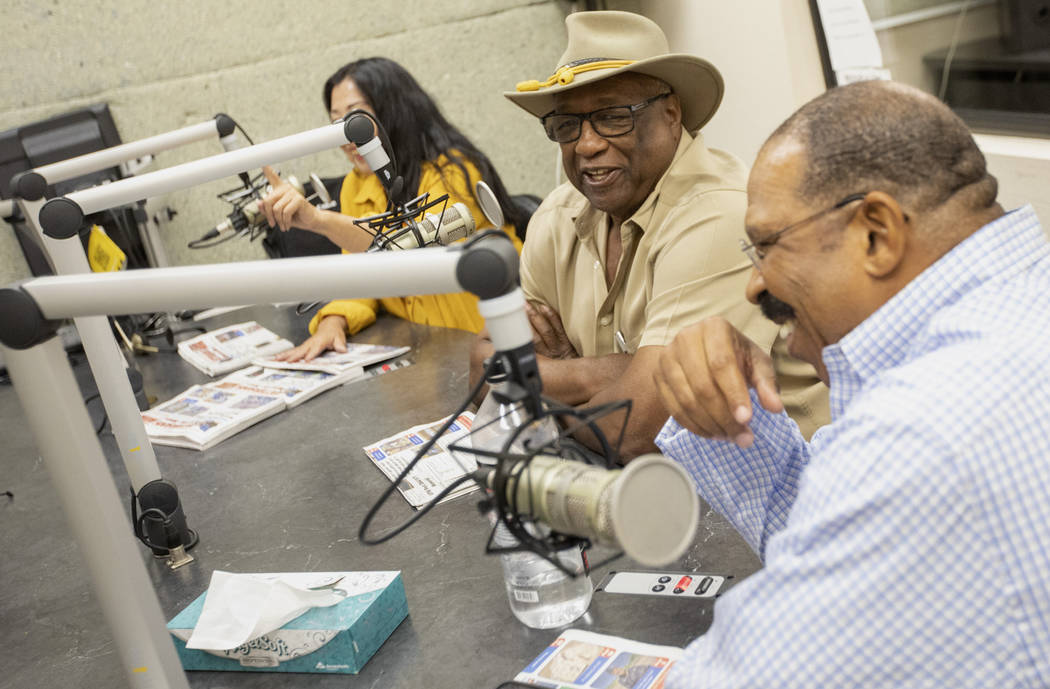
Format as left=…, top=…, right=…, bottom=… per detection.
left=757, top=291, right=795, bottom=322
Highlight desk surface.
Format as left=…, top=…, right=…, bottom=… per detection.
left=0, top=307, right=761, bottom=689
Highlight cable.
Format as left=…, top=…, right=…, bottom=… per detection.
left=358, top=356, right=494, bottom=545
left=138, top=312, right=172, bottom=338
left=83, top=391, right=108, bottom=435
left=343, top=109, right=400, bottom=209
left=295, top=301, right=323, bottom=316
left=73, top=321, right=153, bottom=434
left=234, top=120, right=255, bottom=146
left=130, top=489, right=200, bottom=555
left=186, top=118, right=261, bottom=249
left=187, top=230, right=244, bottom=250
left=938, top=0, right=975, bottom=102
left=359, top=349, right=631, bottom=578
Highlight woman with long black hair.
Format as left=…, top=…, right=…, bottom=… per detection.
left=263, top=57, right=525, bottom=361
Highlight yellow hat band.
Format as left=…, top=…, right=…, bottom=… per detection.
left=515, top=59, right=636, bottom=93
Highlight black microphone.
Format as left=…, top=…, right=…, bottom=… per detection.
left=344, top=111, right=404, bottom=205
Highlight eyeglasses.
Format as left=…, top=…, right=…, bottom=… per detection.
left=739, top=193, right=866, bottom=269
left=541, top=92, right=672, bottom=144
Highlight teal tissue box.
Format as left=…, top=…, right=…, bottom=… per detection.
left=167, top=571, right=408, bottom=674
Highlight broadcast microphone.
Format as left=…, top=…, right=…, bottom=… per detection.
left=368, top=202, right=476, bottom=251
left=201, top=175, right=304, bottom=240
left=476, top=453, right=699, bottom=567
left=344, top=111, right=403, bottom=204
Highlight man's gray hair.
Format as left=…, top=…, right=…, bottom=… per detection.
left=767, top=80, right=998, bottom=214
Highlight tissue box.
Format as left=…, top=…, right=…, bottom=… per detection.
left=167, top=571, right=408, bottom=674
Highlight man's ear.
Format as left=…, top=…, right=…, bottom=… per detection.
left=663, top=92, right=683, bottom=129
left=852, top=191, right=909, bottom=279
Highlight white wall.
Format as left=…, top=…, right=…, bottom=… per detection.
left=636, top=0, right=828, bottom=166
left=976, top=134, right=1050, bottom=224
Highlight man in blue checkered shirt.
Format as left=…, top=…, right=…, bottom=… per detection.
left=653, top=80, right=1050, bottom=686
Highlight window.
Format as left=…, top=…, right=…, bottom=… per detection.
left=809, top=0, right=1050, bottom=138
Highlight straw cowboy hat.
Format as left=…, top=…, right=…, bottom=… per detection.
left=505, top=11, right=724, bottom=133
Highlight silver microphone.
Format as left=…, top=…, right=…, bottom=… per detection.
left=371, top=202, right=477, bottom=251
left=207, top=175, right=304, bottom=238
left=477, top=453, right=699, bottom=567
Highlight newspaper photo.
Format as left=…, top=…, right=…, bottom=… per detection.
left=177, top=321, right=293, bottom=376
left=362, top=412, right=478, bottom=508
left=514, top=629, right=683, bottom=689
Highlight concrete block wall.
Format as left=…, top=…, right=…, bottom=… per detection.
left=0, top=0, right=567, bottom=284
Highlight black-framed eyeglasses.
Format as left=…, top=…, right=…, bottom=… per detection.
left=540, top=92, right=672, bottom=144
left=739, top=193, right=866, bottom=269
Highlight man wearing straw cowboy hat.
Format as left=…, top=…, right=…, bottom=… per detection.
left=471, top=10, right=826, bottom=460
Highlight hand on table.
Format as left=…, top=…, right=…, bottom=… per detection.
left=260, top=165, right=320, bottom=233
left=653, top=317, right=783, bottom=448
left=526, top=301, right=578, bottom=360
left=272, top=315, right=348, bottom=362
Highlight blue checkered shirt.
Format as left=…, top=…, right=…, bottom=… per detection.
left=657, top=206, right=1050, bottom=687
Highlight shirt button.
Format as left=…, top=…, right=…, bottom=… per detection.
left=599, top=315, right=612, bottom=327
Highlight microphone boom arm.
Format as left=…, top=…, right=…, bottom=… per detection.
left=0, top=121, right=531, bottom=689
left=0, top=234, right=537, bottom=689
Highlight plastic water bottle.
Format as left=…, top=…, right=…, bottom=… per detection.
left=491, top=519, right=593, bottom=629
left=471, top=382, right=539, bottom=465
left=473, top=369, right=593, bottom=629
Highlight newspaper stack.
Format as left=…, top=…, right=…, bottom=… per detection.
left=142, top=365, right=364, bottom=450
left=152, top=336, right=413, bottom=450
left=362, top=413, right=478, bottom=509
left=177, top=321, right=293, bottom=377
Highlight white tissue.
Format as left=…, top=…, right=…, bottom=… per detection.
left=185, top=571, right=345, bottom=651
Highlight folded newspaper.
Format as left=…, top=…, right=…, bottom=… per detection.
left=253, top=343, right=410, bottom=375
left=362, top=412, right=478, bottom=508
left=177, top=321, right=293, bottom=377
left=515, top=629, right=683, bottom=689
left=142, top=365, right=364, bottom=450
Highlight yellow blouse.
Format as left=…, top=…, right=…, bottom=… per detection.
left=309, top=156, right=522, bottom=336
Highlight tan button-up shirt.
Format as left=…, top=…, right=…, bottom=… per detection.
left=520, top=131, right=829, bottom=438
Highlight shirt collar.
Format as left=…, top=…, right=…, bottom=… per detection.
left=572, top=129, right=693, bottom=240
left=825, top=205, right=1046, bottom=389
left=350, top=168, right=385, bottom=207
